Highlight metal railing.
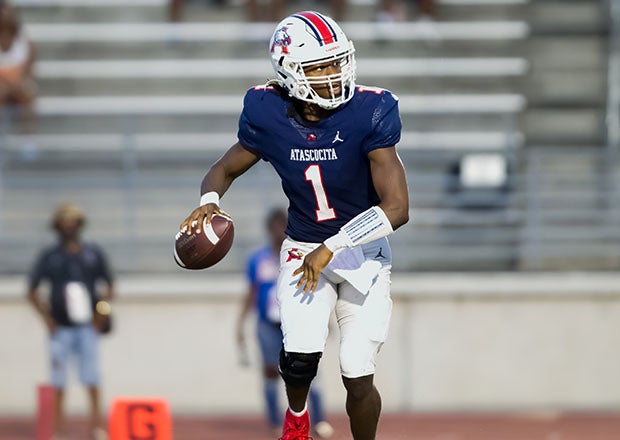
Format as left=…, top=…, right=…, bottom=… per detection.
left=605, top=0, right=620, bottom=259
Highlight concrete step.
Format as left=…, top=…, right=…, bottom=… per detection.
left=32, top=57, right=526, bottom=95
left=525, top=71, right=605, bottom=107
left=522, top=108, right=605, bottom=146
left=28, top=93, right=525, bottom=115
left=527, top=36, right=605, bottom=69
left=0, top=94, right=524, bottom=134
left=34, top=38, right=527, bottom=60
left=23, top=21, right=528, bottom=43
left=1, top=114, right=520, bottom=135
left=529, top=0, right=606, bottom=35
left=518, top=243, right=620, bottom=271
left=36, top=76, right=524, bottom=97
left=6, top=129, right=522, bottom=148
left=35, top=57, right=528, bottom=78
left=16, top=0, right=530, bottom=23
left=400, top=244, right=519, bottom=270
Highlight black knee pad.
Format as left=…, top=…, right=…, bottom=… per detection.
left=279, top=349, right=322, bottom=386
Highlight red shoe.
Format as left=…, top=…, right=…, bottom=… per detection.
left=278, top=408, right=313, bottom=440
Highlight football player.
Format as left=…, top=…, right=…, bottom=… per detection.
left=237, top=208, right=334, bottom=438
left=181, top=11, right=409, bottom=440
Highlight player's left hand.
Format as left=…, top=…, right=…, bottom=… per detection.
left=293, top=244, right=333, bottom=294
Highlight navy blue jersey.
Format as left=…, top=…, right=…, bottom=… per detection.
left=238, top=85, right=401, bottom=243
left=246, top=246, right=279, bottom=323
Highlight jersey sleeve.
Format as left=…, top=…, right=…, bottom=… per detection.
left=363, top=92, right=402, bottom=154
left=237, top=88, right=265, bottom=158
left=93, top=245, right=114, bottom=284
left=28, top=250, right=49, bottom=290
left=246, top=251, right=259, bottom=286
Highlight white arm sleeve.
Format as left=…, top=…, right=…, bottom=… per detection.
left=323, top=206, right=394, bottom=252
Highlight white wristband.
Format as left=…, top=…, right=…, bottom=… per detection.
left=324, top=230, right=352, bottom=253
left=323, top=206, right=393, bottom=253
left=200, top=191, right=220, bottom=207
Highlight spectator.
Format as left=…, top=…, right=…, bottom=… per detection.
left=27, top=204, right=114, bottom=440
left=168, top=0, right=227, bottom=22
left=246, top=1, right=347, bottom=22
left=378, top=0, right=436, bottom=21
left=377, top=0, right=439, bottom=42
left=0, top=3, right=36, bottom=130
left=169, top=0, right=346, bottom=23
left=237, top=208, right=334, bottom=438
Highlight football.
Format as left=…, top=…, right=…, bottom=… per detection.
left=174, top=214, right=234, bottom=270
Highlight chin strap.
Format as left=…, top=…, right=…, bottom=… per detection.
left=323, top=206, right=394, bottom=252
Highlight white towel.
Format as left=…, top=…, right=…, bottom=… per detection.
left=325, top=246, right=381, bottom=295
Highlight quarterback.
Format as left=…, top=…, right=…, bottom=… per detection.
left=181, top=11, right=409, bottom=440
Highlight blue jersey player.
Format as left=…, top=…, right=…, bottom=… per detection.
left=181, top=11, right=409, bottom=440
left=237, top=208, right=334, bottom=438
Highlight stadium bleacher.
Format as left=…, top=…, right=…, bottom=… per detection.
left=0, top=0, right=617, bottom=274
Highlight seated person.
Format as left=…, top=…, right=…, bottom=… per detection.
left=0, top=4, right=36, bottom=128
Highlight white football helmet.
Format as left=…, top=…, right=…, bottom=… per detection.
left=269, top=11, right=356, bottom=110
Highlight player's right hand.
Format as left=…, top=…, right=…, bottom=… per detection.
left=180, top=204, right=228, bottom=235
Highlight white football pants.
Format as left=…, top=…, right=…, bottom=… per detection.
left=277, top=236, right=393, bottom=378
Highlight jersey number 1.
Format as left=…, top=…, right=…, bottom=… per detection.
left=305, top=165, right=336, bottom=222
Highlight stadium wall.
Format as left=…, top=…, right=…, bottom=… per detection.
left=0, top=273, right=619, bottom=416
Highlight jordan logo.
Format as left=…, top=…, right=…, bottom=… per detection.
left=374, top=248, right=385, bottom=260
left=286, top=248, right=303, bottom=262
left=332, top=131, right=344, bottom=144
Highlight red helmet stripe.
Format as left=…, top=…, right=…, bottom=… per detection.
left=297, top=11, right=336, bottom=45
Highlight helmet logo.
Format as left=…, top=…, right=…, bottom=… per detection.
left=271, top=26, right=292, bottom=54
left=293, top=11, right=337, bottom=46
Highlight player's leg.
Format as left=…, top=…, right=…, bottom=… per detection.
left=278, top=279, right=335, bottom=412
left=263, top=365, right=281, bottom=434
left=76, top=324, right=104, bottom=437
left=336, top=238, right=393, bottom=440
left=308, top=378, right=335, bottom=438
left=257, top=319, right=284, bottom=432
left=277, top=238, right=337, bottom=437
left=49, top=327, right=71, bottom=437
left=53, top=389, right=66, bottom=439
left=342, top=374, right=381, bottom=440
left=308, top=382, right=326, bottom=424
left=86, top=387, right=104, bottom=440
left=280, top=349, right=321, bottom=412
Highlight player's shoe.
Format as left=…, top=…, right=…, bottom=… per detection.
left=313, top=421, right=334, bottom=438
left=279, top=408, right=313, bottom=440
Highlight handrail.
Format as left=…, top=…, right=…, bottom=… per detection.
left=607, top=0, right=620, bottom=154
left=605, top=0, right=620, bottom=240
